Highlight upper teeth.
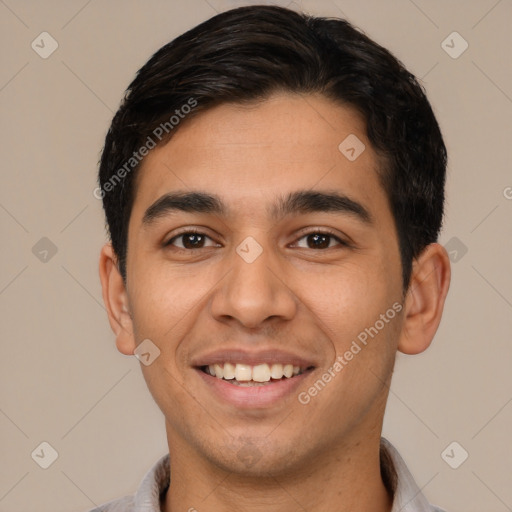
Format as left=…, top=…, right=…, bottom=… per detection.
left=206, top=363, right=303, bottom=382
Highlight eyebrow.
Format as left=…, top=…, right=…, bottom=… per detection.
left=142, top=190, right=372, bottom=226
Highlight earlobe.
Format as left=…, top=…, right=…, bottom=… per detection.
left=398, top=243, right=451, bottom=355
left=98, top=244, right=136, bottom=355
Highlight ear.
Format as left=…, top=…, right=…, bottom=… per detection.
left=98, top=243, right=136, bottom=355
left=398, top=242, right=451, bottom=355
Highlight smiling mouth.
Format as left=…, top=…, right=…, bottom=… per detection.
left=199, top=362, right=315, bottom=386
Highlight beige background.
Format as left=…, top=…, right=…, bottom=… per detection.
left=1, top=0, right=511, bottom=511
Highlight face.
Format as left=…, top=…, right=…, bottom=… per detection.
left=122, top=92, right=405, bottom=476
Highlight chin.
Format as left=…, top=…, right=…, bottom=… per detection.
left=204, top=435, right=306, bottom=478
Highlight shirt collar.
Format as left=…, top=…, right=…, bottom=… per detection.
left=133, top=438, right=436, bottom=511
left=381, top=438, right=436, bottom=512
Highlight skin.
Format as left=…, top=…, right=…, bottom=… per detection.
left=99, top=92, right=451, bottom=512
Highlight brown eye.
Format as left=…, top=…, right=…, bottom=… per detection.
left=294, top=231, right=347, bottom=250
left=166, top=231, right=218, bottom=250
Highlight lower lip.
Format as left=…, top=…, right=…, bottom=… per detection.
left=195, top=368, right=312, bottom=408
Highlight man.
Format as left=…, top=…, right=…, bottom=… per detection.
left=94, top=5, right=451, bottom=511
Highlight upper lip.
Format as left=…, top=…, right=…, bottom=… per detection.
left=191, top=348, right=318, bottom=369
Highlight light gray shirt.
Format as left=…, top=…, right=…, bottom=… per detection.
left=88, top=438, right=446, bottom=512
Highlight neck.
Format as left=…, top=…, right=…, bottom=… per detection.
left=162, top=430, right=393, bottom=512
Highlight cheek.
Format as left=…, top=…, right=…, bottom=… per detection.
left=298, top=260, right=392, bottom=342
left=128, top=263, right=217, bottom=336
left=296, top=260, right=403, bottom=403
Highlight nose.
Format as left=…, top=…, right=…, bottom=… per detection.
left=210, top=240, right=297, bottom=329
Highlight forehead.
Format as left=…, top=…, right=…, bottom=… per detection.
left=131, top=92, right=390, bottom=224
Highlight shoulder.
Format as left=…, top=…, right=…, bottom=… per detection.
left=83, top=453, right=169, bottom=512
left=85, top=495, right=134, bottom=511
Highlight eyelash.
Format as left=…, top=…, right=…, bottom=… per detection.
left=164, top=228, right=349, bottom=251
